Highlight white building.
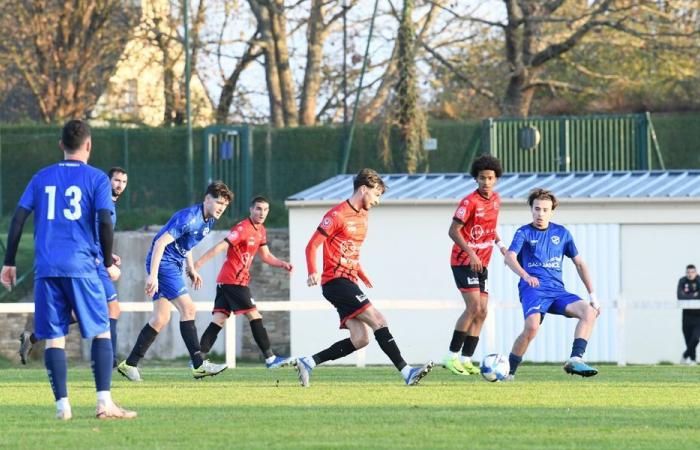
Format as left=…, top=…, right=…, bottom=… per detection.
left=286, top=171, right=700, bottom=365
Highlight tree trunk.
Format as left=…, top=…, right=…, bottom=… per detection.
left=267, top=0, right=298, bottom=126
left=299, top=0, right=325, bottom=126
left=216, top=33, right=262, bottom=124
left=249, top=0, right=284, bottom=127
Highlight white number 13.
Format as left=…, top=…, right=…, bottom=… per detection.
left=44, top=185, right=82, bottom=220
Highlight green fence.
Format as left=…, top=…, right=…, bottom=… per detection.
left=483, top=113, right=665, bottom=172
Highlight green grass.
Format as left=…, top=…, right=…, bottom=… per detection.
left=1, top=364, right=699, bottom=449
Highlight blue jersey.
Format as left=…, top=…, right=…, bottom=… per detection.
left=508, top=222, right=578, bottom=290
left=18, top=161, right=113, bottom=278
left=146, top=203, right=215, bottom=269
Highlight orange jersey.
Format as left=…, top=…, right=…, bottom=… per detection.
left=450, top=190, right=501, bottom=266
left=316, top=200, right=368, bottom=285
left=217, top=218, right=267, bottom=286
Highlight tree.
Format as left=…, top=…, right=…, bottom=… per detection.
left=0, top=0, right=138, bottom=123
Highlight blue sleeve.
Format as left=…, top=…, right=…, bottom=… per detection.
left=166, top=210, right=192, bottom=240
left=508, top=228, right=526, bottom=254
left=17, top=176, right=36, bottom=211
left=564, top=230, right=579, bottom=258
left=94, top=174, right=113, bottom=213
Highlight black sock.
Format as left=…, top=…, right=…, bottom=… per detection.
left=29, top=333, right=38, bottom=344
left=508, top=353, right=522, bottom=375
left=180, top=320, right=204, bottom=368
left=312, top=338, right=356, bottom=365
left=200, top=322, right=223, bottom=354
left=461, top=336, right=480, bottom=358
left=374, top=327, right=407, bottom=371
left=249, top=319, right=274, bottom=358
left=449, top=330, right=468, bottom=353
left=570, top=338, right=588, bottom=358
left=126, top=324, right=159, bottom=367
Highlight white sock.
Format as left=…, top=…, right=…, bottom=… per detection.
left=97, top=391, right=112, bottom=404
left=460, top=356, right=472, bottom=364
left=303, top=356, right=317, bottom=368
left=265, top=355, right=276, bottom=364
left=449, top=351, right=459, bottom=358
left=56, top=397, right=70, bottom=411
left=400, top=365, right=412, bottom=379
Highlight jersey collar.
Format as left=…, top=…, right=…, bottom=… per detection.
left=248, top=217, right=259, bottom=230
left=528, top=223, right=550, bottom=232
left=345, top=199, right=361, bottom=213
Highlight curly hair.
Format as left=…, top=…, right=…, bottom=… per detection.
left=470, top=154, right=503, bottom=179
left=527, top=188, right=558, bottom=210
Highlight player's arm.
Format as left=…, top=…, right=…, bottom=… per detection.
left=357, top=265, right=372, bottom=289
left=185, top=252, right=202, bottom=290
left=97, top=209, right=120, bottom=282
left=448, top=219, right=482, bottom=272
left=677, top=278, right=694, bottom=300
left=571, top=255, right=599, bottom=316
left=1, top=206, right=32, bottom=290
left=145, top=232, right=175, bottom=297
left=494, top=232, right=507, bottom=257
left=504, top=250, right=539, bottom=287
left=259, top=245, right=292, bottom=272
left=194, top=239, right=229, bottom=271
left=305, top=230, right=326, bottom=286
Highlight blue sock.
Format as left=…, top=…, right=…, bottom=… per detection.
left=109, top=318, right=118, bottom=365
left=44, top=348, right=68, bottom=400
left=570, top=338, right=588, bottom=358
left=91, top=338, right=113, bottom=392
left=508, top=353, right=522, bottom=375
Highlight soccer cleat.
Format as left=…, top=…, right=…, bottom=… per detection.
left=55, top=408, right=72, bottom=421
left=117, top=360, right=143, bottom=382
left=502, top=374, right=515, bottom=382
left=96, top=401, right=137, bottom=420
left=192, top=360, right=228, bottom=379
left=294, top=357, right=313, bottom=387
left=19, top=331, right=33, bottom=365
left=461, top=359, right=481, bottom=375
left=442, top=355, right=467, bottom=375
left=405, top=361, right=434, bottom=386
left=266, top=356, right=293, bottom=369
left=681, top=356, right=697, bottom=366
left=563, top=357, right=598, bottom=377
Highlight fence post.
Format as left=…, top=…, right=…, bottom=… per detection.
left=637, top=114, right=649, bottom=170
left=225, top=313, right=237, bottom=368
left=482, top=118, right=494, bottom=156
left=122, top=129, right=131, bottom=211
left=558, top=117, right=570, bottom=172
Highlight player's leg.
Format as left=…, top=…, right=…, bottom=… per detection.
left=358, top=306, right=433, bottom=386
left=244, top=309, right=292, bottom=368
left=460, top=271, right=490, bottom=374
left=18, top=329, right=37, bottom=365
left=172, top=293, right=227, bottom=378
left=34, top=278, right=73, bottom=419
left=445, top=266, right=480, bottom=375
left=686, top=317, right=700, bottom=364
left=507, top=313, right=541, bottom=379
left=561, top=298, right=599, bottom=377
left=119, top=297, right=170, bottom=381
left=70, top=277, right=136, bottom=419
left=682, top=310, right=694, bottom=363
left=107, top=301, right=120, bottom=367
left=199, top=312, right=228, bottom=353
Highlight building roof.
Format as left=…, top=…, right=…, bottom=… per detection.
left=286, top=170, right=700, bottom=205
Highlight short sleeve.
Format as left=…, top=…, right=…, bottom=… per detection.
left=508, top=228, right=526, bottom=254
left=452, top=198, right=473, bottom=224
left=167, top=210, right=193, bottom=240
left=260, top=226, right=268, bottom=246
left=226, top=225, right=244, bottom=245
left=317, top=211, right=340, bottom=237
left=17, top=176, right=36, bottom=211
left=563, top=230, right=579, bottom=258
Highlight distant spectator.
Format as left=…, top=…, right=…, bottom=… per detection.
left=677, top=264, right=700, bottom=365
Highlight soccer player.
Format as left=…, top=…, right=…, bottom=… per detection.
left=677, top=264, right=700, bottom=365
left=503, top=188, right=601, bottom=380
left=194, top=196, right=293, bottom=368
left=1, top=120, right=136, bottom=419
left=117, top=182, right=233, bottom=381
left=294, top=168, right=433, bottom=387
left=19, top=167, right=129, bottom=367
left=444, top=155, right=506, bottom=376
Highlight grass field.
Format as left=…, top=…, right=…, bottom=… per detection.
left=1, top=363, right=699, bottom=449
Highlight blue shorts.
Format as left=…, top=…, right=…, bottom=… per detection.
left=519, top=285, right=582, bottom=320
left=147, top=260, right=187, bottom=301
left=97, top=266, right=118, bottom=303
left=34, top=276, right=109, bottom=339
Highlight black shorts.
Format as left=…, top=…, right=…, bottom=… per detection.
left=451, top=266, right=489, bottom=294
left=213, top=284, right=257, bottom=317
left=321, top=278, right=372, bottom=329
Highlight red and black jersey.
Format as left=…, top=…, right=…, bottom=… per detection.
left=216, top=218, right=267, bottom=286
left=316, top=200, right=368, bottom=285
left=450, top=190, right=501, bottom=267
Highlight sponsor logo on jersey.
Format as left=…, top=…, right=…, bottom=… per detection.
left=248, top=237, right=256, bottom=246
left=456, top=207, right=467, bottom=219
left=530, top=240, right=538, bottom=245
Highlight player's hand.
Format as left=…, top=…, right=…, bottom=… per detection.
left=358, top=272, right=373, bottom=289
left=523, top=274, right=539, bottom=287
left=145, top=273, right=159, bottom=297
left=469, top=255, right=484, bottom=273
left=188, top=269, right=203, bottom=290
left=589, top=293, right=601, bottom=317
left=280, top=262, right=293, bottom=272
left=112, top=254, right=121, bottom=266
left=1, top=265, right=17, bottom=291
left=307, top=273, right=321, bottom=286
left=498, top=246, right=507, bottom=256
left=106, top=264, right=121, bottom=282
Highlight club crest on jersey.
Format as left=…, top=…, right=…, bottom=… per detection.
left=470, top=225, right=484, bottom=240
left=203, top=227, right=210, bottom=236
left=228, top=230, right=239, bottom=241
left=551, top=235, right=560, bottom=245
left=321, top=217, right=333, bottom=229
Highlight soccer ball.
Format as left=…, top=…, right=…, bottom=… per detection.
left=480, top=353, right=510, bottom=382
